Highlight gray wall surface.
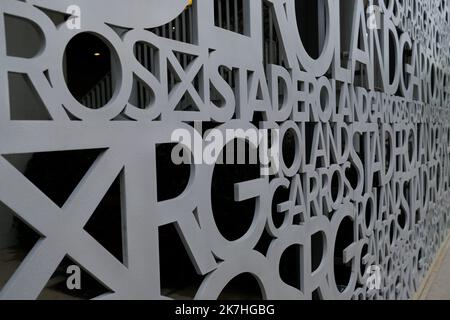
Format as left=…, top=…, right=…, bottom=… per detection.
left=0, top=0, right=450, bottom=300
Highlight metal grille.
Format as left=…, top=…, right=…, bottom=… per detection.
left=263, top=0, right=286, bottom=67
left=150, top=5, right=195, bottom=44
left=80, top=72, right=113, bottom=110
left=214, top=0, right=245, bottom=34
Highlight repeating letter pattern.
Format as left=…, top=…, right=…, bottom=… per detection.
left=0, top=0, right=450, bottom=300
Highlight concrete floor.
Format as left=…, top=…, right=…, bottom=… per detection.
left=416, top=234, right=450, bottom=300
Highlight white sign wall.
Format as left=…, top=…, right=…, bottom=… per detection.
left=0, top=0, right=450, bottom=300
